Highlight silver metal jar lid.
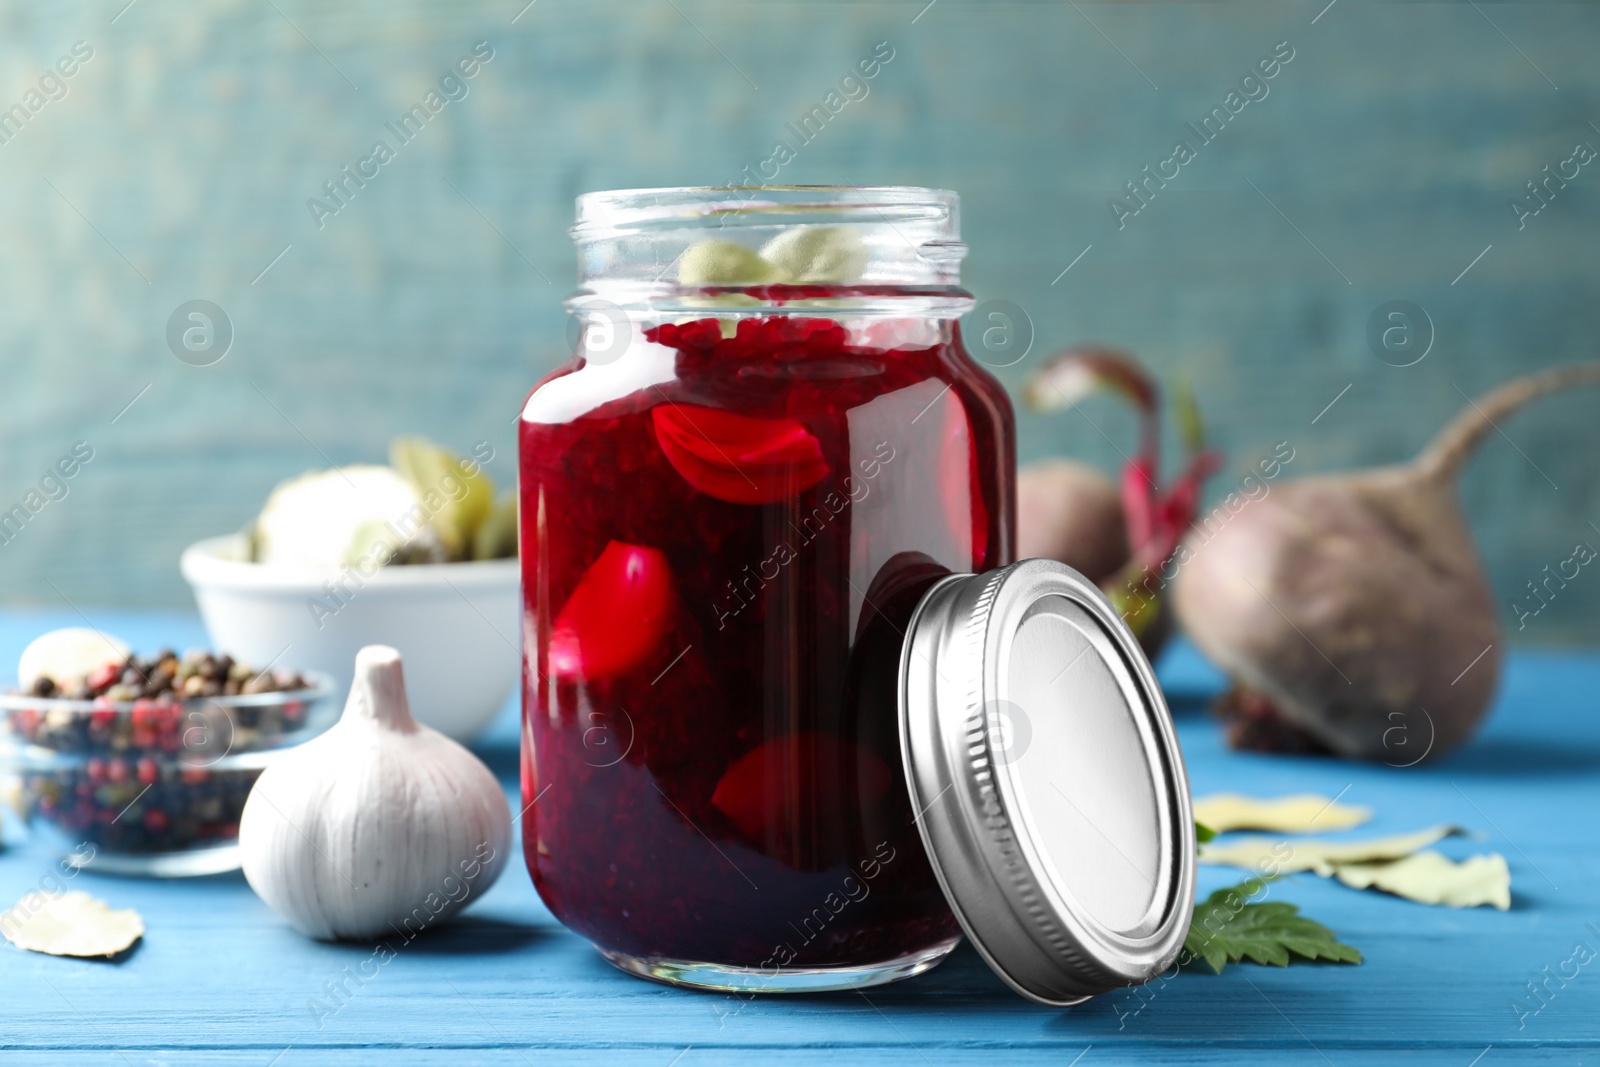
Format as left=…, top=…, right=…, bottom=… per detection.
left=898, top=558, right=1196, bottom=1006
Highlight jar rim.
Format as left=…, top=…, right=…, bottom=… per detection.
left=573, top=185, right=959, bottom=238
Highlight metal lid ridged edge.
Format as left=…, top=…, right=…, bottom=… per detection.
left=898, top=559, right=1196, bottom=1006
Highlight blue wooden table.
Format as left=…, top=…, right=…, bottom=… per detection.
left=1, top=610, right=1595, bottom=1065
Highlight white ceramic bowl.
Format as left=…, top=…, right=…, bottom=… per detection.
left=180, top=535, right=520, bottom=741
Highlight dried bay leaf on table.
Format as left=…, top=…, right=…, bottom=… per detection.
left=1, top=891, right=144, bottom=958
left=1193, top=792, right=1372, bottom=833
left=1200, top=824, right=1461, bottom=875
left=1330, top=851, right=1511, bottom=910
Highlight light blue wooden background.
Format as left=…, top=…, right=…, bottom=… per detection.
left=1, top=0, right=1597, bottom=643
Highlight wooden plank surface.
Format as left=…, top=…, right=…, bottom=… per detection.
left=0, top=611, right=1595, bottom=1062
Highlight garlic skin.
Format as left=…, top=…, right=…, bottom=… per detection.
left=239, top=645, right=510, bottom=941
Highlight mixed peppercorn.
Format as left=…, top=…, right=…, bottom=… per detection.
left=28, top=648, right=300, bottom=702
left=5, top=650, right=323, bottom=857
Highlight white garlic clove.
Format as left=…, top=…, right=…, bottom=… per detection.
left=677, top=239, right=787, bottom=287
left=253, top=465, right=423, bottom=568
left=240, top=645, right=511, bottom=942
left=18, top=628, right=130, bottom=690
left=758, top=225, right=868, bottom=284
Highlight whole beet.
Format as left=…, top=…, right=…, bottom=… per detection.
left=1016, top=458, right=1130, bottom=584
left=1173, top=363, right=1600, bottom=760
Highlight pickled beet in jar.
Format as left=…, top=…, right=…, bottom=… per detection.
left=519, top=187, right=1196, bottom=1003
left=520, top=187, right=1012, bottom=991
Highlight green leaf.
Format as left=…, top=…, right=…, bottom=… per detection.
left=1196, top=821, right=1216, bottom=844
left=1183, top=878, right=1363, bottom=975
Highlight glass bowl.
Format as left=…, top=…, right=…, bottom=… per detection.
left=0, top=674, right=337, bottom=876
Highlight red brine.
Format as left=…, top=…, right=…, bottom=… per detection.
left=520, top=302, right=1014, bottom=974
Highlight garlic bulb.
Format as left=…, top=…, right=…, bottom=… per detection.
left=239, top=645, right=510, bottom=940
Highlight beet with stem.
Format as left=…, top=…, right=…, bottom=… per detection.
left=1023, top=347, right=1222, bottom=658
left=1173, top=363, right=1600, bottom=760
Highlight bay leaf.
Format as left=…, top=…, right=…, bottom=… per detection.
left=1331, top=851, right=1511, bottom=910
left=1200, top=825, right=1460, bottom=876
left=1, top=891, right=144, bottom=958
left=1194, top=792, right=1372, bottom=833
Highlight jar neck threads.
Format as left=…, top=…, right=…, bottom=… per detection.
left=569, top=187, right=967, bottom=302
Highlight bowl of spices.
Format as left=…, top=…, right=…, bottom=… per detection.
left=180, top=434, right=520, bottom=742
left=0, top=628, right=337, bottom=876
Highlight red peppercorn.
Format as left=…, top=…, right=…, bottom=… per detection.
left=86, top=662, right=121, bottom=693
left=136, top=757, right=158, bottom=785
left=154, top=700, right=181, bottom=729
left=142, top=809, right=169, bottom=833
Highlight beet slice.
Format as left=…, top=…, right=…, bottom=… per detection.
left=651, top=404, right=828, bottom=505
left=710, top=733, right=892, bottom=870
left=549, top=541, right=674, bottom=682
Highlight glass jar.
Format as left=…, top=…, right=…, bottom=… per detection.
left=518, top=187, right=1015, bottom=992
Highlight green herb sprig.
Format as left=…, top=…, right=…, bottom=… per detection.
left=1182, top=876, right=1363, bottom=974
